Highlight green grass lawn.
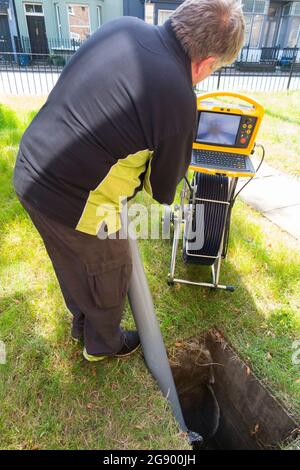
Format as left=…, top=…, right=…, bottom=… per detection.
left=251, top=91, right=300, bottom=177
left=0, top=98, right=300, bottom=450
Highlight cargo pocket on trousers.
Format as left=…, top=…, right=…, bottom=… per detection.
left=87, top=263, right=131, bottom=309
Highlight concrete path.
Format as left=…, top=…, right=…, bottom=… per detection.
left=238, top=158, right=300, bottom=240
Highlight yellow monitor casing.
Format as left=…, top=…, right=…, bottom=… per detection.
left=193, top=91, right=264, bottom=156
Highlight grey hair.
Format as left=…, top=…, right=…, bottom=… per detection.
left=170, top=0, right=245, bottom=66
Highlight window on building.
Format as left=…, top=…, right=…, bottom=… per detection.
left=157, top=9, right=173, bottom=26
left=279, top=2, right=300, bottom=47
left=251, top=14, right=264, bottom=46
left=243, top=1, right=268, bottom=47
left=277, top=16, right=288, bottom=46
left=244, top=14, right=253, bottom=44
left=282, top=3, right=292, bottom=16
left=293, top=3, right=300, bottom=16
left=288, top=16, right=300, bottom=46
left=244, top=13, right=265, bottom=46
left=67, top=4, right=90, bottom=41
left=264, top=17, right=277, bottom=46
left=97, top=5, right=102, bottom=28
left=243, top=0, right=255, bottom=13
left=145, top=3, right=154, bottom=24
left=242, top=0, right=268, bottom=14
left=255, top=0, right=268, bottom=14
left=25, top=3, right=43, bottom=15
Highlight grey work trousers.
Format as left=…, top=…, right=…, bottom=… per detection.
left=19, top=197, right=132, bottom=355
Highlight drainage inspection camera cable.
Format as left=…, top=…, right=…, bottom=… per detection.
left=184, top=175, right=193, bottom=193
left=222, top=143, right=266, bottom=258
left=232, top=143, right=266, bottom=205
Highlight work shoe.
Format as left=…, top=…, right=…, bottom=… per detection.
left=115, top=330, right=141, bottom=357
left=83, top=330, right=141, bottom=362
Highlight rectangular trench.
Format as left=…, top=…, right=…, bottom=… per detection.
left=170, top=331, right=299, bottom=450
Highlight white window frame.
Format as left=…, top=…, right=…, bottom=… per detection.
left=97, top=5, right=102, bottom=28
left=67, top=3, right=91, bottom=39
left=24, top=3, right=44, bottom=17
left=244, top=10, right=266, bottom=47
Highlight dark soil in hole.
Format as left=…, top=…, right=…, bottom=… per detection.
left=170, top=331, right=299, bottom=450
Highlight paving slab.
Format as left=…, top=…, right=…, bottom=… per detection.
left=265, top=205, right=300, bottom=240
left=236, top=161, right=300, bottom=240
left=239, top=174, right=300, bottom=212
left=251, top=159, right=281, bottom=179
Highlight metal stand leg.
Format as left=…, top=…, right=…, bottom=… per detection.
left=168, top=207, right=181, bottom=285
left=211, top=262, right=217, bottom=286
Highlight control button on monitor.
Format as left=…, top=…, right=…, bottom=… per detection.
left=240, top=137, right=246, bottom=144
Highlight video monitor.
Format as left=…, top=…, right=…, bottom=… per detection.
left=196, top=112, right=241, bottom=146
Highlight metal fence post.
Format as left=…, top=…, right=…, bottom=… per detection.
left=246, top=43, right=250, bottom=62
left=217, top=68, right=222, bottom=90
left=287, top=48, right=297, bottom=90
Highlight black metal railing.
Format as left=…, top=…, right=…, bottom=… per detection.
left=0, top=50, right=68, bottom=95
left=198, top=45, right=300, bottom=94
left=0, top=39, right=300, bottom=95
left=1, top=35, right=84, bottom=66
left=207, top=67, right=299, bottom=94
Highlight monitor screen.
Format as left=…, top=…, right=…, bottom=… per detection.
left=196, top=112, right=241, bottom=146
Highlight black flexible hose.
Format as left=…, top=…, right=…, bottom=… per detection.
left=184, top=175, right=193, bottom=193
left=183, top=144, right=265, bottom=265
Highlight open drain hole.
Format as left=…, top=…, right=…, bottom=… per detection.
left=170, top=331, right=299, bottom=450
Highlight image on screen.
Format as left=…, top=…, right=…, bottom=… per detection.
left=196, top=112, right=241, bottom=146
